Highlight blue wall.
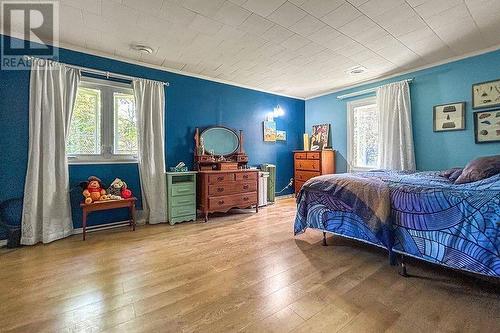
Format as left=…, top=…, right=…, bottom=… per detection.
left=0, top=35, right=304, bottom=230
left=306, top=49, right=500, bottom=173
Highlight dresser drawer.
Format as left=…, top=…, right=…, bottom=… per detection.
left=295, top=159, right=320, bottom=171
left=295, top=152, right=307, bottom=159
left=295, top=170, right=320, bottom=182
left=208, top=173, right=235, bottom=184
left=209, top=192, right=257, bottom=210
left=307, top=152, right=320, bottom=159
left=209, top=181, right=257, bottom=196
left=235, top=172, right=257, bottom=181
left=171, top=182, right=195, bottom=196
left=171, top=194, right=195, bottom=207
left=171, top=204, right=196, bottom=218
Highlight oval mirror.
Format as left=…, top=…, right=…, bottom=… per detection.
left=200, top=127, right=240, bottom=156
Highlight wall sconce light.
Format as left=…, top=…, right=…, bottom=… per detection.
left=267, top=105, right=284, bottom=121
left=273, top=105, right=285, bottom=118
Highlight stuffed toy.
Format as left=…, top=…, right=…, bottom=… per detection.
left=107, top=178, right=132, bottom=199
left=80, top=176, right=107, bottom=204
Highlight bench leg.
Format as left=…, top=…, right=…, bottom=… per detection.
left=82, top=210, right=87, bottom=241
left=322, top=232, right=328, bottom=246
left=130, top=203, right=136, bottom=231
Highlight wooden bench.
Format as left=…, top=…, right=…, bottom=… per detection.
left=80, top=198, right=136, bottom=240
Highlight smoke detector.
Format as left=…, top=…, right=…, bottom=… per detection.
left=131, top=44, right=154, bottom=54
left=345, top=65, right=367, bottom=75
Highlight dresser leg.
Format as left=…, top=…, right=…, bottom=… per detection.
left=322, top=232, right=327, bottom=246
left=82, top=210, right=87, bottom=241
left=204, top=212, right=208, bottom=223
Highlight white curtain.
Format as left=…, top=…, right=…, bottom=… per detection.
left=21, top=59, right=81, bottom=245
left=133, top=79, right=168, bottom=224
left=376, top=80, right=416, bottom=171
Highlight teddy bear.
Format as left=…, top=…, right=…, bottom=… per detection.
left=80, top=176, right=107, bottom=204
left=107, top=178, right=132, bottom=199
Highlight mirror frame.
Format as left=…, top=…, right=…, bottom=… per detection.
left=200, top=126, right=240, bottom=157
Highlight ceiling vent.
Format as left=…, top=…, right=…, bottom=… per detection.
left=131, top=44, right=154, bottom=54
left=345, top=65, right=367, bottom=76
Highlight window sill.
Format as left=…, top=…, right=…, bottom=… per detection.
left=68, top=158, right=138, bottom=165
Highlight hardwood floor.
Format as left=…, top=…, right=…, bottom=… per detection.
left=0, top=198, right=498, bottom=333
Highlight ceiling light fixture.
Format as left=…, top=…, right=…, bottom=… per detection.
left=345, top=65, right=367, bottom=76
left=131, top=44, right=154, bottom=54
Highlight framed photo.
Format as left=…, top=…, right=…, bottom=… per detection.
left=263, top=121, right=276, bottom=142
left=433, top=102, right=465, bottom=132
left=472, top=79, right=500, bottom=109
left=474, top=109, right=500, bottom=143
left=276, top=130, right=286, bottom=141
left=311, top=124, right=329, bottom=150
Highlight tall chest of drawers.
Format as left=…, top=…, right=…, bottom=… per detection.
left=198, top=170, right=259, bottom=222
left=294, top=150, right=335, bottom=194
left=166, top=171, right=197, bottom=225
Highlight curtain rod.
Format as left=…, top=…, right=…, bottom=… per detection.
left=336, top=78, right=413, bottom=100
left=22, top=56, right=170, bottom=87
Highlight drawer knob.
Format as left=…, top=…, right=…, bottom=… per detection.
left=217, top=176, right=224, bottom=181
left=217, top=187, right=224, bottom=192
left=243, top=175, right=249, bottom=179
left=218, top=200, right=225, bottom=205
left=243, top=185, right=249, bottom=190
left=243, top=197, right=249, bottom=201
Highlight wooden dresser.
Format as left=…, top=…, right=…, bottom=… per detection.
left=198, top=170, right=259, bottom=222
left=294, top=150, right=335, bottom=194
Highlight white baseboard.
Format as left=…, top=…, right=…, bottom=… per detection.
left=0, top=239, right=7, bottom=247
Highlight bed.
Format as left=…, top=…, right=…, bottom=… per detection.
left=295, top=170, right=500, bottom=278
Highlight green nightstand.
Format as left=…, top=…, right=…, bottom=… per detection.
left=166, top=171, right=197, bottom=225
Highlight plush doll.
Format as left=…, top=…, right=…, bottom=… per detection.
left=80, top=176, right=107, bottom=204
left=107, top=178, right=132, bottom=199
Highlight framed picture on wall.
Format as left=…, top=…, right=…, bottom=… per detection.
left=433, top=102, right=466, bottom=132
left=474, top=109, right=500, bottom=143
left=472, top=79, right=500, bottom=109
left=263, top=121, right=276, bottom=142
left=276, top=130, right=286, bottom=141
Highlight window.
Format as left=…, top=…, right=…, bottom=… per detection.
left=67, top=78, right=137, bottom=163
left=347, top=97, right=379, bottom=172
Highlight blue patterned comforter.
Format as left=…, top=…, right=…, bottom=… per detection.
left=294, top=170, right=500, bottom=277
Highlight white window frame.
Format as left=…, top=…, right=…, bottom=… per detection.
left=347, top=96, right=378, bottom=173
left=67, top=77, right=138, bottom=164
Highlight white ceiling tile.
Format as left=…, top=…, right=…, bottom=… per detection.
left=239, top=13, right=274, bottom=35
left=348, top=0, right=370, bottom=6
left=189, top=14, right=223, bottom=35
left=60, top=0, right=101, bottom=15
left=337, top=15, right=378, bottom=37
left=413, top=0, right=462, bottom=18
left=321, top=2, right=362, bottom=28
left=267, top=2, right=307, bottom=27
left=289, top=14, right=326, bottom=37
left=213, top=1, right=252, bottom=26
left=261, top=24, right=295, bottom=44
left=358, top=0, right=405, bottom=17
left=161, top=0, right=197, bottom=26
left=242, top=0, right=287, bottom=17
left=123, top=0, right=163, bottom=16
left=299, top=0, right=345, bottom=18
left=308, top=25, right=341, bottom=44
left=281, top=33, right=311, bottom=50
left=288, top=0, right=307, bottom=6
left=181, top=0, right=226, bottom=17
